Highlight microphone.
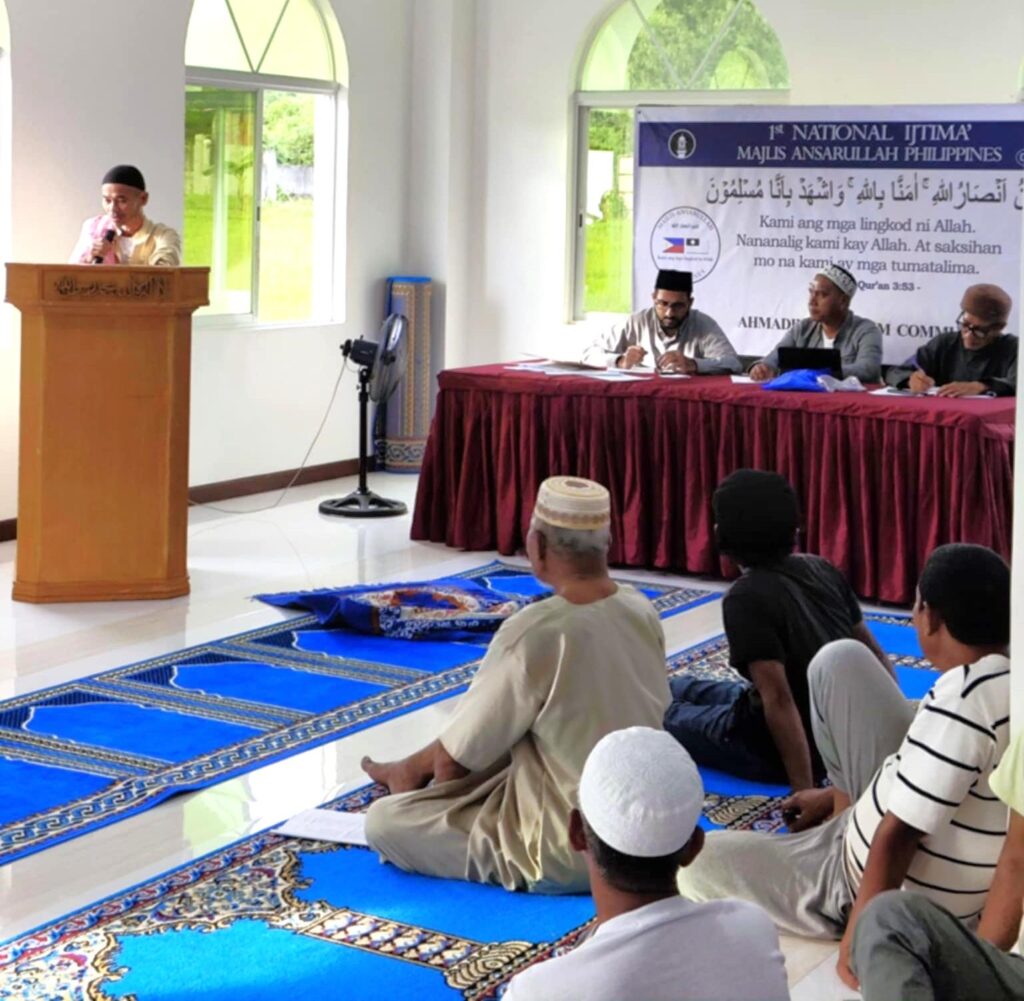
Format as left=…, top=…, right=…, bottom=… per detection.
left=92, top=226, right=118, bottom=264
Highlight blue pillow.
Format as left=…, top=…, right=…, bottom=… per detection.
left=761, top=368, right=828, bottom=392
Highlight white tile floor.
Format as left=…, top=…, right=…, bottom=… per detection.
left=0, top=472, right=848, bottom=996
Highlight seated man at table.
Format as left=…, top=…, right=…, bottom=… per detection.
left=504, top=727, right=790, bottom=1001
left=749, top=264, right=882, bottom=383
left=581, top=269, right=741, bottom=374
left=361, top=476, right=671, bottom=893
left=678, top=543, right=1011, bottom=991
left=69, top=164, right=181, bottom=267
left=851, top=723, right=1024, bottom=1001
left=885, top=284, right=1016, bottom=397
left=664, top=468, right=892, bottom=791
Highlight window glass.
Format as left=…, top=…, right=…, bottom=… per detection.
left=259, top=0, right=334, bottom=80
left=577, top=0, right=788, bottom=316
left=184, top=86, right=256, bottom=315
left=184, top=0, right=250, bottom=73
left=584, top=110, right=634, bottom=314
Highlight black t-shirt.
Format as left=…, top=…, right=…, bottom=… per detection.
left=723, top=554, right=863, bottom=773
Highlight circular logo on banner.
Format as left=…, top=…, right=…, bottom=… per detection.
left=650, top=206, right=721, bottom=281
left=1015, top=148, right=1024, bottom=168
left=668, top=129, right=697, bottom=160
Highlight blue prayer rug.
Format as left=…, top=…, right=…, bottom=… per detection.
left=0, top=562, right=715, bottom=868
left=0, top=777, right=799, bottom=1001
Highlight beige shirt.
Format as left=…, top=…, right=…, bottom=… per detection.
left=440, top=584, right=670, bottom=891
left=70, top=215, right=182, bottom=267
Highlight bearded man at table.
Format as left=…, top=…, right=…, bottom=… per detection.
left=582, top=269, right=741, bottom=375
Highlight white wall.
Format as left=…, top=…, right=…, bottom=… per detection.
left=0, top=0, right=413, bottom=520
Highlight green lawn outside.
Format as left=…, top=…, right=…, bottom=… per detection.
left=183, top=195, right=313, bottom=322
left=585, top=215, right=633, bottom=314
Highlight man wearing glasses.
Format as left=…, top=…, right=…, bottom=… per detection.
left=582, top=269, right=741, bottom=374
left=886, top=285, right=1016, bottom=397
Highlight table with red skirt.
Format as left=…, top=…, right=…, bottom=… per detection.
left=410, top=365, right=1015, bottom=605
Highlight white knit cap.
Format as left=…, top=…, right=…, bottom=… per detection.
left=816, top=263, right=857, bottom=299
left=579, top=727, right=704, bottom=858
left=534, top=476, right=610, bottom=531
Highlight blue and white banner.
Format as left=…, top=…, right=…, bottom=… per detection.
left=634, top=105, right=1024, bottom=362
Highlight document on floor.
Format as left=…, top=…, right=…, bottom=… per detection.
left=276, top=808, right=369, bottom=845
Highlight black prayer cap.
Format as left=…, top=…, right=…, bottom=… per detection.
left=713, top=469, right=799, bottom=566
left=102, top=164, right=146, bottom=191
left=655, top=269, right=693, bottom=294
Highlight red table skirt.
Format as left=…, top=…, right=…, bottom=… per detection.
left=411, top=366, right=1015, bottom=604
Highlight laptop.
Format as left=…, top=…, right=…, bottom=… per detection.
left=777, top=346, right=843, bottom=378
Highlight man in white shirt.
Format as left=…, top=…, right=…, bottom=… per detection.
left=69, top=164, right=181, bottom=267
left=504, top=727, right=790, bottom=1001
left=677, top=543, right=1011, bottom=989
left=582, top=269, right=741, bottom=374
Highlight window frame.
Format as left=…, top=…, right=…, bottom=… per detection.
left=185, top=65, right=343, bottom=329
left=571, top=88, right=789, bottom=321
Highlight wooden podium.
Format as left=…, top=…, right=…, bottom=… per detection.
left=6, top=264, right=209, bottom=602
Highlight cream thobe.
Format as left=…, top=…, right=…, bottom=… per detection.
left=364, top=585, right=670, bottom=893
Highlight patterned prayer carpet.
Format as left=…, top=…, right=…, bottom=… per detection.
left=0, top=562, right=714, bottom=867
left=0, top=615, right=934, bottom=999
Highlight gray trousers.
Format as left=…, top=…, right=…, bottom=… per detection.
left=677, top=638, right=915, bottom=938
left=853, top=891, right=1024, bottom=1001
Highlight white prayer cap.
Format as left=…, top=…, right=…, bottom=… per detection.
left=534, top=476, right=610, bottom=531
left=816, top=263, right=857, bottom=299
left=579, top=727, right=704, bottom=858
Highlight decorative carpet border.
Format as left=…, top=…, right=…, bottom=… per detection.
left=0, top=565, right=717, bottom=868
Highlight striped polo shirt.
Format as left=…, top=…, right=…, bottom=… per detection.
left=843, top=653, right=1010, bottom=919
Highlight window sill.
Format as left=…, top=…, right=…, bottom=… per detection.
left=193, top=314, right=342, bottom=333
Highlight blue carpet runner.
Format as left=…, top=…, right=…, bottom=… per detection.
left=0, top=614, right=934, bottom=999
left=0, top=562, right=715, bottom=867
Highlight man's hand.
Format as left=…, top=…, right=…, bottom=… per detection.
left=780, top=787, right=834, bottom=832
left=617, top=345, right=647, bottom=369
left=836, top=927, right=860, bottom=989
left=908, top=370, right=935, bottom=393
left=88, top=236, right=119, bottom=264
left=937, top=380, right=988, bottom=398
left=657, top=350, right=696, bottom=374
left=748, top=362, right=774, bottom=382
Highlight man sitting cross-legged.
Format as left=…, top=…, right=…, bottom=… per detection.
left=677, top=543, right=1011, bottom=989
left=665, top=468, right=892, bottom=791
left=362, top=476, right=671, bottom=893
left=504, top=727, right=790, bottom=1001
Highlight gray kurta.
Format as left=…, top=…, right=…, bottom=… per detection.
left=364, top=585, right=670, bottom=893
left=758, top=312, right=883, bottom=383
left=582, top=307, right=741, bottom=373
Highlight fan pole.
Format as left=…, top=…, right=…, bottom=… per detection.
left=318, top=364, right=409, bottom=519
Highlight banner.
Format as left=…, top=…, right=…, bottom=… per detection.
left=634, top=106, right=1024, bottom=362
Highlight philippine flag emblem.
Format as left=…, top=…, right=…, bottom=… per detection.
left=663, top=237, right=687, bottom=254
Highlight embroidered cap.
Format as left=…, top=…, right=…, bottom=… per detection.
left=579, top=727, right=704, bottom=857
left=534, top=476, right=610, bottom=530
left=816, top=263, right=857, bottom=299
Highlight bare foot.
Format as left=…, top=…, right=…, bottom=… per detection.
left=361, top=755, right=429, bottom=794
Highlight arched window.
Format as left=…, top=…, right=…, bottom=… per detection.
left=185, top=0, right=348, bottom=323
left=574, top=0, right=788, bottom=316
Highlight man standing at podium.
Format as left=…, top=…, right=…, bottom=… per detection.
left=69, top=164, right=181, bottom=267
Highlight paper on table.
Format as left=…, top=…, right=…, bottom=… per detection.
left=870, top=386, right=992, bottom=400
left=276, top=809, right=368, bottom=845
left=731, top=375, right=756, bottom=384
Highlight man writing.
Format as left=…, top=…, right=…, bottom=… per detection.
left=504, top=727, right=790, bottom=1000
left=69, top=165, right=181, bottom=267
left=749, top=265, right=882, bottom=383
left=885, top=284, right=1016, bottom=397
left=361, top=476, right=671, bottom=892
left=582, top=269, right=741, bottom=374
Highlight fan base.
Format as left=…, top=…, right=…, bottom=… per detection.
left=318, top=490, right=408, bottom=518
